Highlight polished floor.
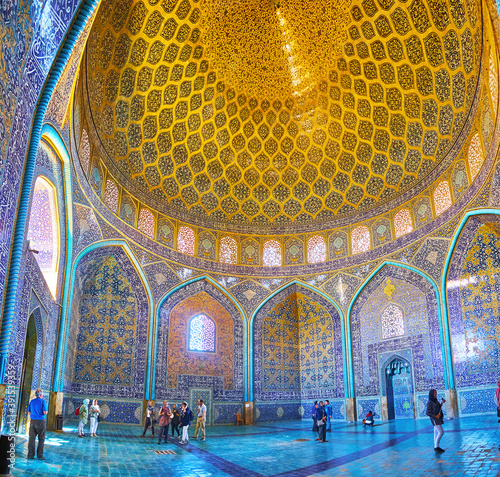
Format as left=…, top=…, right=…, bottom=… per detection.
left=11, top=415, right=500, bottom=476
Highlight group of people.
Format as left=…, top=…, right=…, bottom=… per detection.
left=311, top=400, right=333, bottom=443
left=142, top=399, right=207, bottom=446
left=76, top=399, right=101, bottom=437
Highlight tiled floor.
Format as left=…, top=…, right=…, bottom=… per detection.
left=10, top=415, right=500, bottom=476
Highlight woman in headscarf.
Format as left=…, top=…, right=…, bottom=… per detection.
left=426, top=389, right=446, bottom=452
left=141, top=400, right=156, bottom=437
left=78, top=399, right=89, bottom=437
left=89, top=399, right=100, bottom=437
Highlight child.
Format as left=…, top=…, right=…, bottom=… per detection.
left=363, top=410, right=377, bottom=427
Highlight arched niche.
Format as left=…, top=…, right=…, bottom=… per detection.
left=446, top=216, right=500, bottom=392
left=350, top=265, right=445, bottom=400
left=65, top=246, right=149, bottom=399
left=155, top=280, right=245, bottom=404
left=252, top=284, right=345, bottom=407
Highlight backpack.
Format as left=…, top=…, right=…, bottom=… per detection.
left=75, top=406, right=80, bottom=416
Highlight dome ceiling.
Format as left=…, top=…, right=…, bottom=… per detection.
left=82, top=0, right=481, bottom=228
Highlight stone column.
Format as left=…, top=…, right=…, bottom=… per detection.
left=244, top=402, right=253, bottom=425
left=380, top=396, right=389, bottom=421
left=47, top=391, right=64, bottom=431
left=345, top=398, right=357, bottom=422
left=445, top=389, right=459, bottom=419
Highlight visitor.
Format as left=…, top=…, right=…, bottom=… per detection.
left=193, top=399, right=207, bottom=441
left=142, top=400, right=156, bottom=437
left=363, top=410, right=377, bottom=427
left=496, top=380, right=500, bottom=423
left=179, top=401, right=193, bottom=445
left=325, top=400, right=332, bottom=431
left=158, top=400, right=172, bottom=444
left=78, top=399, right=89, bottom=437
left=89, top=399, right=100, bottom=436
left=171, top=404, right=181, bottom=439
left=315, top=401, right=327, bottom=443
left=311, top=401, right=318, bottom=432
left=27, top=389, right=47, bottom=460
left=426, top=389, right=446, bottom=453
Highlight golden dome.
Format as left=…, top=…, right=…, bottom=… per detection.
left=79, top=0, right=481, bottom=229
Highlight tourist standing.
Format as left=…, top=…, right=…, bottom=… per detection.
left=89, top=399, right=100, bottom=436
left=311, top=401, right=318, bottom=432
left=315, top=401, right=327, bottom=443
left=179, top=401, right=193, bottom=445
left=171, top=404, right=181, bottom=438
left=193, top=399, right=207, bottom=441
left=27, top=389, right=47, bottom=460
left=426, top=389, right=446, bottom=453
left=78, top=399, right=89, bottom=437
left=325, top=400, right=332, bottom=431
left=158, top=400, right=172, bottom=444
left=142, top=400, right=156, bottom=437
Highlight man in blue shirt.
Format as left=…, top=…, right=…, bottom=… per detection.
left=27, top=389, right=48, bottom=460
left=325, top=400, right=333, bottom=431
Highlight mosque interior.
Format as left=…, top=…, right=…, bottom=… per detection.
left=1, top=0, right=500, bottom=470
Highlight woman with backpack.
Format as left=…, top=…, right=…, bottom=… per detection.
left=426, top=389, right=446, bottom=453
left=89, top=400, right=100, bottom=437
left=171, top=404, right=181, bottom=439
left=77, top=399, right=89, bottom=437
left=141, top=400, right=156, bottom=437
left=179, top=401, right=193, bottom=445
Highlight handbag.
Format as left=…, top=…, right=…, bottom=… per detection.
left=97, top=415, right=103, bottom=423
left=316, top=419, right=324, bottom=427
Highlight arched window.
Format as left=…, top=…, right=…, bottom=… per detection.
left=188, top=314, right=216, bottom=352
left=490, top=52, right=498, bottom=115
left=467, top=133, right=483, bottom=181
left=263, top=239, right=281, bottom=266
left=307, top=235, right=326, bottom=263
left=178, top=226, right=195, bottom=255
left=103, top=179, right=119, bottom=213
left=220, top=236, right=237, bottom=264
left=394, top=209, right=413, bottom=238
left=381, top=304, right=405, bottom=339
left=433, top=180, right=452, bottom=216
left=79, top=129, right=91, bottom=175
left=138, top=208, right=155, bottom=238
left=27, top=176, right=60, bottom=298
left=351, top=225, right=370, bottom=254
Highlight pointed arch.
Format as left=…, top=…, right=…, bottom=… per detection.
left=393, top=208, right=413, bottom=238
left=307, top=235, right=326, bottom=263
left=346, top=261, right=449, bottom=398
left=433, top=180, right=452, bottom=215
left=155, top=277, right=246, bottom=400
left=263, top=239, right=282, bottom=266
left=53, top=240, right=154, bottom=398
left=249, top=280, right=346, bottom=401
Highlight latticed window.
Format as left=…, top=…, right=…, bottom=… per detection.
left=103, top=179, right=119, bottom=213
left=381, top=304, right=405, bottom=339
left=351, top=225, right=370, bottom=254
left=307, top=235, right=326, bottom=263
left=490, top=52, right=498, bottom=115
left=467, top=133, right=483, bottom=181
left=263, top=239, right=281, bottom=266
left=394, top=209, right=413, bottom=238
left=188, top=314, right=216, bottom=352
left=27, top=176, right=59, bottom=298
left=79, top=129, right=91, bottom=175
left=220, top=236, right=237, bottom=264
left=178, top=226, right=195, bottom=255
left=138, top=208, right=155, bottom=238
left=433, top=180, right=452, bottom=216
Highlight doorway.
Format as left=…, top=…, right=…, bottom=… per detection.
left=16, top=314, right=38, bottom=433
left=385, top=358, right=413, bottom=420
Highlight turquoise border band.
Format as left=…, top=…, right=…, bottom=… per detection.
left=248, top=281, right=346, bottom=402
left=0, top=0, right=99, bottom=382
